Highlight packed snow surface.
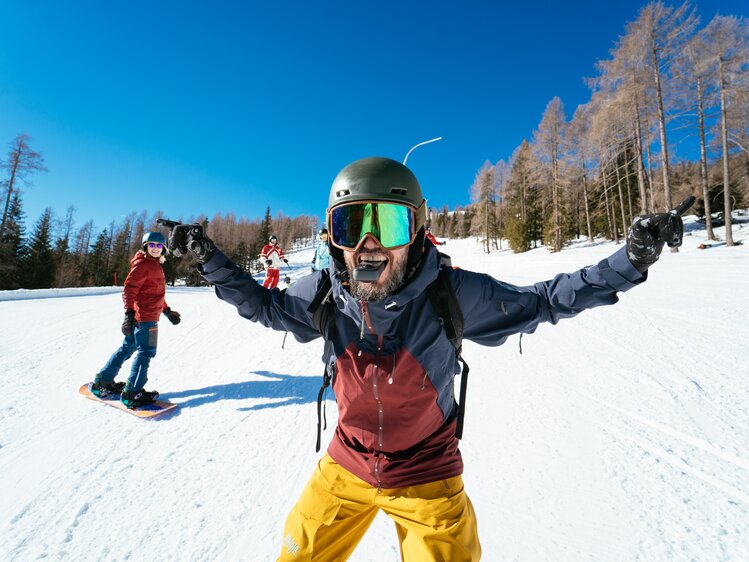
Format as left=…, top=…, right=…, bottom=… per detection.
left=1, top=218, right=748, bottom=561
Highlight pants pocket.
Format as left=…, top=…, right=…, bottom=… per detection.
left=148, top=326, right=158, bottom=350
left=297, top=465, right=342, bottom=526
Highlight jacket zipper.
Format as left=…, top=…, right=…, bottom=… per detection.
left=360, top=300, right=386, bottom=491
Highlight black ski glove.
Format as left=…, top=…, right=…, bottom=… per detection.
left=121, top=310, right=136, bottom=336
left=265, top=259, right=272, bottom=266
left=163, top=307, right=181, bottom=325
left=283, top=258, right=289, bottom=264
left=168, top=224, right=215, bottom=263
left=626, top=196, right=695, bottom=273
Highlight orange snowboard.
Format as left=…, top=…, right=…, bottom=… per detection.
left=79, top=383, right=177, bottom=418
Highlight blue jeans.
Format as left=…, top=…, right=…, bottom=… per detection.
left=98, top=321, right=158, bottom=392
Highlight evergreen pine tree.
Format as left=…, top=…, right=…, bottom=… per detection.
left=0, top=192, right=27, bottom=289
left=260, top=206, right=273, bottom=243
left=503, top=141, right=543, bottom=252
left=23, top=207, right=56, bottom=288
left=86, top=229, right=113, bottom=286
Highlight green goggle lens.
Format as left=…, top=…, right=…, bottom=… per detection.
left=330, top=202, right=415, bottom=249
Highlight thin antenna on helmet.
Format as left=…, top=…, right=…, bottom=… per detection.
left=403, top=137, right=443, bottom=165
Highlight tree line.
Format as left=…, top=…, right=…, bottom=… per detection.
left=2, top=2, right=747, bottom=288
left=0, top=155, right=319, bottom=290
left=462, top=2, right=748, bottom=253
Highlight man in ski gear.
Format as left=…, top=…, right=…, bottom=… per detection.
left=310, top=228, right=331, bottom=272
left=93, top=231, right=181, bottom=409
left=260, top=235, right=288, bottom=289
left=425, top=224, right=445, bottom=246
left=169, top=157, right=688, bottom=561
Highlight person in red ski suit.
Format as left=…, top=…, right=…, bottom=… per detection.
left=425, top=225, right=445, bottom=246
left=260, top=235, right=288, bottom=289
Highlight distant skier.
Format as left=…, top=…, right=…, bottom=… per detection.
left=168, top=157, right=691, bottom=560
left=260, top=235, right=288, bottom=289
left=425, top=224, right=445, bottom=246
left=92, top=232, right=181, bottom=408
left=310, top=228, right=330, bottom=272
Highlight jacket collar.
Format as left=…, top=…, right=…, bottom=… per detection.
left=329, top=243, right=440, bottom=324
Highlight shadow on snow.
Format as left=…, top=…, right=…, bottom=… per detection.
left=159, top=370, right=327, bottom=410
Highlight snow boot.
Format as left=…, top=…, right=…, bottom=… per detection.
left=120, top=388, right=159, bottom=409
left=91, top=379, right=126, bottom=398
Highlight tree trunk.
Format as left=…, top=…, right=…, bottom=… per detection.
left=614, top=152, right=628, bottom=231
left=552, top=150, right=561, bottom=252
left=696, top=74, right=715, bottom=240
left=602, top=170, right=616, bottom=241
left=645, top=136, right=657, bottom=210
left=484, top=198, right=489, bottom=253
left=625, top=156, right=634, bottom=224
left=581, top=161, right=593, bottom=242
left=718, top=58, right=734, bottom=246
left=633, top=90, right=649, bottom=213
left=652, top=35, right=674, bottom=213
left=0, top=154, right=20, bottom=235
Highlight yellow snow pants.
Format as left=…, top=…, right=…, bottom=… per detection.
left=277, top=454, right=481, bottom=561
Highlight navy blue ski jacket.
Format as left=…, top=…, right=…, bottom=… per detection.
left=200, top=244, right=645, bottom=488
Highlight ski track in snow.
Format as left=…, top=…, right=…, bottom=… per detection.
left=1, top=220, right=748, bottom=561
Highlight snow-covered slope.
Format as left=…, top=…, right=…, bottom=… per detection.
left=1, top=218, right=748, bottom=561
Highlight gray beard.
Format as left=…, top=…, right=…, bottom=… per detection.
left=347, top=259, right=407, bottom=301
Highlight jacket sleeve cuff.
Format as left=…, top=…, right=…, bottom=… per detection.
left=198, top=248, right=237, bottom=282
left=597, top=246, right=647, bottom=291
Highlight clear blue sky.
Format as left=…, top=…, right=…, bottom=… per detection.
left=1, top=0, right=745, bottom=233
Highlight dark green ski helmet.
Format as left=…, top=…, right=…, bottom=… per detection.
left=326, top=157, right=428, bottom=278
left=328, top=157, right=426, bottom=213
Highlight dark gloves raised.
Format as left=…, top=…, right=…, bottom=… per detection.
left=626, top=196, right=694, bottom=273
left=163, top=307, right=181, bottom=325
left=122, top=310, right=136, bottom=336
left=168, top=224, right=215, bottom=263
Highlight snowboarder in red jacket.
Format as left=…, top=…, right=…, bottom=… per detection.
left=260, top=235, right=288, bottom=289
left=92, top=231, right=181, bottom=408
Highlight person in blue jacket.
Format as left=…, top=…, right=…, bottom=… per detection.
left=310, top=228, right=330, bottom=272
left=168, top=157, right=688, bottom=561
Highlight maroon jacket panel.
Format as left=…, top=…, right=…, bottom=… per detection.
left=327, top=343, right=463, bottom=488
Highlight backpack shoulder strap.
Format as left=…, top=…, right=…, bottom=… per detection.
left=307, top=274, right=335, bottom=452
left=426, top=252, right=470, bottom=439
left=307, top=274, right=334, bottom=338
left=426, top=253, right=464, bottom=353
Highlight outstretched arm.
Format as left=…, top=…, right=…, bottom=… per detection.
left=455, top=198, right=692, bottom=346
left=167, top=224, right=321, bottom=342
left=455, top=245, right=645, bottom=346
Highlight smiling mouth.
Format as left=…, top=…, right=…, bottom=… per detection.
left=358, top=255, right=388, bottom=268
left=352, top=254, right=388, bottom=283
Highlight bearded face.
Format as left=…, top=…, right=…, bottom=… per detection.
left=343, top=235, right=409, bottom=302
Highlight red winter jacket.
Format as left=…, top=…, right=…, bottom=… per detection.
left=425, top=231, right=443, bottom=246
left=122, top=251, right=168, bottom=322
left=260, top=243, right=286, bottom=269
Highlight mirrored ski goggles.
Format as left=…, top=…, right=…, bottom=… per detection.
left=147, top=242, right=164, bottom=249
left=328, top=201, right=425, bottom=250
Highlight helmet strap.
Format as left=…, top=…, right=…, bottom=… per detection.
left=404, top=227, right=426, bottom=280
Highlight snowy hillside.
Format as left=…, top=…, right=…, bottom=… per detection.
left=1, top=218, right=748, bottom=561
